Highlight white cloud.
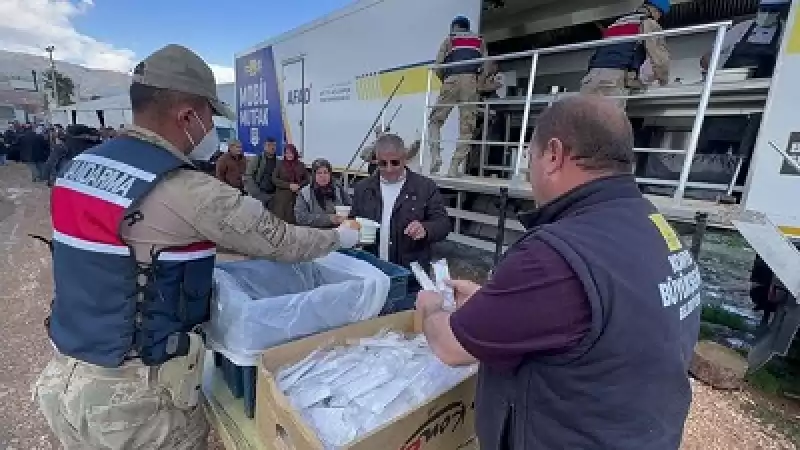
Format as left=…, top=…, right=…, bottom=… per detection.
left=210, top=64, right=235, bottom=84
left=0, top=0, right=234, bottom=81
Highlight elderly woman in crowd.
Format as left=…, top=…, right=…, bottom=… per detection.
left=271, top=143, right=309, bottom=223
left=294, top=158, right=351, bottom=228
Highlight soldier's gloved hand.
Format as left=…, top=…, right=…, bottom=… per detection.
left=336, top=223, right=360, bottom=249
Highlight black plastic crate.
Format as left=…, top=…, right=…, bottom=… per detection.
left=213, top=352, right=257, bottom=419
left=337, top=249, right=415, bottom=314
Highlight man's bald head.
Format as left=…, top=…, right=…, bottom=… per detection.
left=533, top=95, right=634, bottom=173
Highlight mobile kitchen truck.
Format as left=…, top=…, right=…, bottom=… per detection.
left=233, top=0, right=800, bottom=385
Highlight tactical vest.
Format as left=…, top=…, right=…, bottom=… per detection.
left=588, top=13, right=649, bottom=72
left=476, top=175, right=702, bottom=450
left=724, top=20, right=783, bottom=78
left=442, top=31, right=484, bottom=79
left=48, top=137, right=216, bottom=368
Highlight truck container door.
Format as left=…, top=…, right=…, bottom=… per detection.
left=282, top=56, right=309, bottom=155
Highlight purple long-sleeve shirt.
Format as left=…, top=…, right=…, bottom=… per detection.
left=450, top=237, right=591, bottom=371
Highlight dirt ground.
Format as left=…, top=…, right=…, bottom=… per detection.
left=0, top=162, right=796, bottom=449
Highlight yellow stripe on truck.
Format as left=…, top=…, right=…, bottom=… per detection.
left=779, top=226, right=800, bottom=238
left=355, top=66, right=443, bottom=100
left=787, top=6, right=800, bottom=54
left=378, top=66, right=442, bottom=97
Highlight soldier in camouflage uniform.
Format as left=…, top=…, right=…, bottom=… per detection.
left=580, top=0, right=671, bottom=109
left=34, top=44, right=360, bottom=449
left=428, top=15, right=488, bottom=177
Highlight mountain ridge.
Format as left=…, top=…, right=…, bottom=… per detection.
left=0, top=50, right=131, bottom=99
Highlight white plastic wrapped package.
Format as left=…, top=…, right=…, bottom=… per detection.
left=276, top=331, right=477, bottom=449
left=204, top=252, right=390, bottom=366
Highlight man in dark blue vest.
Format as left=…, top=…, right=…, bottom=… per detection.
left=417, top=95, right=702, bottom=449
left=33, top=44, right=360, bottom=449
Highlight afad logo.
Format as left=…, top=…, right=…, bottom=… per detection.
left=245, top=58, right=262, bottom=77
left=399, top=401, right=471, bottom=450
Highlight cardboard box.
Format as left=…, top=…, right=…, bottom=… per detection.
left=255, top=311, right=477, bottom=450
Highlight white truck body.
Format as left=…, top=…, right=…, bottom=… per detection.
left=234, top=0, right=481, bottom=169
left=235, top=0, right=800, bottom=240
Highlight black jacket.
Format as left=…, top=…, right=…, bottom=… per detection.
left=350, top=170, right=451, bottom=269
left=19, top=130, right=49, bottom=163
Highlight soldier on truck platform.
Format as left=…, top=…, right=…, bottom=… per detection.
left=581, top=0, right=671, bottom=107
left=33, top=44, right=360, bottom=449
left=428, top=15, right=488, bottom=178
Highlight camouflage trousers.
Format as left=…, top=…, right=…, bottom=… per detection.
left=580, top=68, right=629, bottom=110
left=428, top=73, right=480, bottom=175
left=34, top=353, right=209, bottom=450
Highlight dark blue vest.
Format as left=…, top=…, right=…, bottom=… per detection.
left=442, top=31, right=484, bottom=79
left=476, top=175, right=701, bottom=449
left=48, top=137, right=216, bottom=368
left=588, top=13, right=649, bottom=72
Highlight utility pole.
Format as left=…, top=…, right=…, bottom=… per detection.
left=45, top=46, right=59, bottom=108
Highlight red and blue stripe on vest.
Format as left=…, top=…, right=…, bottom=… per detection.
left=588, top=13, right=648, bottom=72
left=48, top=136, right=216, bottom=368
left=443, top=31, right=484, bottom=78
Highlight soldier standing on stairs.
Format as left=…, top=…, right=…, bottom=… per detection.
left=428, top=15, right=488, bottom=177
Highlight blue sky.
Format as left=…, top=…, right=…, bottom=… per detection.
left=0, top=0, right=354, bottom=83
left=73, top=0, right=352, bottom=69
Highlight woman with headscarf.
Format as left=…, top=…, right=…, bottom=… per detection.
left=271, top=143, right=309, bottom=223
left=294, top=158, right=351, bottom=228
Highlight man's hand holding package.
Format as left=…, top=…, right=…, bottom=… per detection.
left=446, top=279, right=481, bottom=308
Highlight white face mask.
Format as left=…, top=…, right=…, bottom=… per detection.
left=185, top=112, right=219, bottom=161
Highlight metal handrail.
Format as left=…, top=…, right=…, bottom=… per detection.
left=420, top=20, right=731, bottom=202
left=429, top=21, right=733, bottom=70
left=674, top=24, right=727, bottom=201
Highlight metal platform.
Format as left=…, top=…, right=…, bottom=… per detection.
left=431, top=174, right=740, bottom=229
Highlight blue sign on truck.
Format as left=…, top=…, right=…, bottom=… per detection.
left=235, top=47, right=285, bottom=155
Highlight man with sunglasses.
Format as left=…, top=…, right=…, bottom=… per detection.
left=350, top=134, right=451, bottom=297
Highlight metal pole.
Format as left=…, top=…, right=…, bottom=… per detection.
left=343, top=75, right=405, bottom=173
left=513, top=52, right=539, bottom=180
left=430, top=21, right=731, bottom=73
left=420, top=69, right=433, bottom=171
left=45, top=46, right=59, bottom=108
left=480, top=102, right=490, bottom=176
left=690, top=212, right=709, bottom=259
left=674, top=25, right=727, bottom=201
left=493, top=187, right=510, bottom=267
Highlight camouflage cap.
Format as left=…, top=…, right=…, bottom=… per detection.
left=132, top=44, right=235, bottom=120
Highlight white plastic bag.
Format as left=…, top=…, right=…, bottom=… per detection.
left=278, top=331, right=478, bottom=448
left=204, top=252, right=390, bottom=366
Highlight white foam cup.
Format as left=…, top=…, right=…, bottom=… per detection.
left=355, top=217, right=380, bottom=244
left=335, top=205, right=352, bottom=217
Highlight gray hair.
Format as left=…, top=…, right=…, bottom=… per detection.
left=374, top=133, right=408, bottom=158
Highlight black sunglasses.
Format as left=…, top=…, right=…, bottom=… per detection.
left=377, top=159, right=402, bottom=167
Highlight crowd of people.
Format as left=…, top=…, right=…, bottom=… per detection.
left=0, top=121, right=110, bottom=184
left=21, top=35, right=713, bottom=449
left=211, top=128, right=451, bottom=281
